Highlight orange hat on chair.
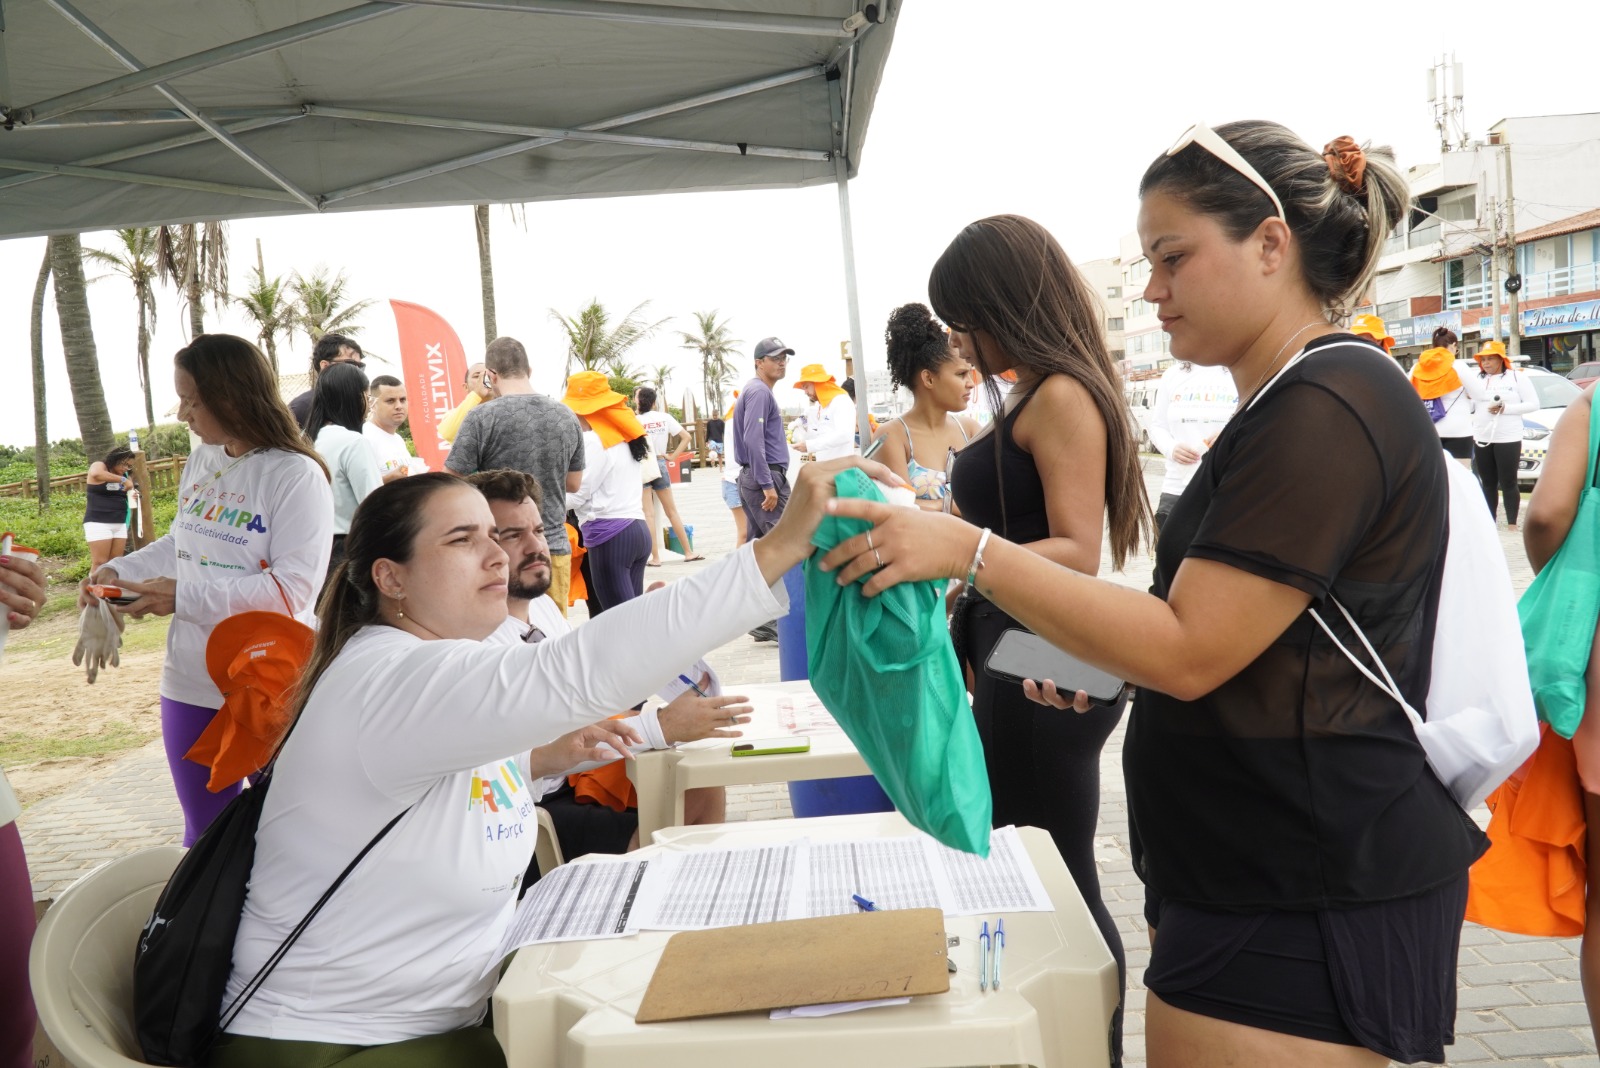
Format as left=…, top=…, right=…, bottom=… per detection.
left=190, top=611, right=314, bottom=792
left=1411, top=347, right=1463, bottom=401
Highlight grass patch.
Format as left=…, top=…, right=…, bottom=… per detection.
left=0, top=722, right=158, bottom=765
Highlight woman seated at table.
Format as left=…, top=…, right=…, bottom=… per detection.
left=213, top=459, right=890, bottom=1067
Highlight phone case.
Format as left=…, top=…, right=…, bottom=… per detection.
left=982, top=638, right=1124, bottom=706
left=731, top=738, right=811, bottom=757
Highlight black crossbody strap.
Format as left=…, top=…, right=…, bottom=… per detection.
left=210, top=805, right=411, bottom=1041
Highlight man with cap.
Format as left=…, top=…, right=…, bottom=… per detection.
left=732, top=337, right=794, bottom=641
left=790, top=363, right=858, bottom=462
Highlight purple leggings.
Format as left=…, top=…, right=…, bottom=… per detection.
left=161, top=697, right=241, bottom=847
left=0, top=821, right=35, bottom=1068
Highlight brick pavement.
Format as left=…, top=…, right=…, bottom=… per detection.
left=18, top=459, right=1592, bottom=1066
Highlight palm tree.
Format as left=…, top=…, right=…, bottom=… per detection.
left=234, top=244, right=296, bottom=378
left=549, top=299, right=671, bottom=379
left=679, top=310, right=741, bottom=413
left=290, top=266, right=375, bottom=340
left=474, top=204, right=496, bottom=341
left=30, top=247, right=52, bottom=508
left=650, top=363, right=673, bottom=396
left=155, top=222, right=228, bottom=338
left=85, top=227, right=161, bottom=445
left=48, top=234, right=116, bottom=461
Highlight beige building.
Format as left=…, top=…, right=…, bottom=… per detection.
left=1118, top=231, right=1170, bottom=373
left=1078, top=257, right=1127, bottom=369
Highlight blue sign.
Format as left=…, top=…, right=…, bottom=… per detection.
left=1390, top=310, right=1462, bottom=348
left=1497, top=299, right=1600, bottom=338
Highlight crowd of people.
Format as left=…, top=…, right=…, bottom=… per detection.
left=3, top=116, right=1598, bottom=1068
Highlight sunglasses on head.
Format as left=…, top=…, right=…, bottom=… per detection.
left=1167, top=122, right=1286, bottom=223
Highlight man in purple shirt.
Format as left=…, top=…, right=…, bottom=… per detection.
left=731, top=336, right=793, bottom=641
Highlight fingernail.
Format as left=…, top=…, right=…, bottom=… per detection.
left=0, top=556, right=10, bottom=565
left=826, top=500, right=839, bottom=513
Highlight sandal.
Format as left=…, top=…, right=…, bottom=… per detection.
left=646, top=560, right=662, bottom=567
left=683, top=554, right=707, bottom=562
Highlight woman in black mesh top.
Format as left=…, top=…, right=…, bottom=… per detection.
left=820, top=123, right=1484, bottom=1068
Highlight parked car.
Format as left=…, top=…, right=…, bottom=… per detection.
left=1568, top=362, right=1600, bottom=386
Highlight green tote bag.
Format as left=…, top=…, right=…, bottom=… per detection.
left=804, top=469, right=993, bottom=855
left=1519, top=402, right=1600, bottom=738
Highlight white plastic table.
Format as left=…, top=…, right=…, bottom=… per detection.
left=626, top=680, right=872, bottom=841
left=493, top=811, right=1118, bottom=1068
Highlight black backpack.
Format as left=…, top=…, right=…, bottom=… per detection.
left=133, top=765, right=406, bottom=1066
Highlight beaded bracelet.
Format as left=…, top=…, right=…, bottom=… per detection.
left=967, top=527, right=992, bottom=590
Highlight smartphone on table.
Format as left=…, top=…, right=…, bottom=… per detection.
left=731, top=737, right=811, bottom=757
left=983, top=628, right=1126, bottom=706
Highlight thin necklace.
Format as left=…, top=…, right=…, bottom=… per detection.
left=1237, top=321, right=1326, bottom=409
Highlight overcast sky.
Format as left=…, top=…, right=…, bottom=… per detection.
left=1, top=0, right=1592, bottom=448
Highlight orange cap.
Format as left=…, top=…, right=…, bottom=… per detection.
left=190, top=612, right=315, bottom=792
left=1411, top=347, right=1463, bottom=401
left=1351, top=314, right=1395, bottom=351
left=1476, top=340, right=1508, bottom=371
left=561, top=370, right=629, bottom=416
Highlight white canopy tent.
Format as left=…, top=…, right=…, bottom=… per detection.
left=0, top=0, right=900, bottom=435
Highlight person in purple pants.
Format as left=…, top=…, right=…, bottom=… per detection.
left=82, top=335, right=332, bottom=845
left=1, top=549, right=49, bottom=1068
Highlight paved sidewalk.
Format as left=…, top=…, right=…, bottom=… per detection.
left=19, top=459, right=1589, bottom=1067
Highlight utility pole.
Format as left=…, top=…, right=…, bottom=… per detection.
left=1487, top=195, right=1502, bottom=345
left=1502, top=142, right=1523, bottom=358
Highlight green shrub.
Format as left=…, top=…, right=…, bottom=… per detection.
left=0, top=486, right=178, bottom=568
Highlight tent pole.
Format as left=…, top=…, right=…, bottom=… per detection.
left=828, top=73, right=870, bottom=446
left=394, top=0, right=852, bottom=37
left=0, top=157, right=297, bottom=200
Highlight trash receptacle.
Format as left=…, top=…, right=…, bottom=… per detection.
left=664, top=525, right=694, bottom=556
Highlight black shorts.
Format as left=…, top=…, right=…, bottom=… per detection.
left=1144, top=874, right=1468, bottom=1064
left=1440, top=435, right=1473, bottom=459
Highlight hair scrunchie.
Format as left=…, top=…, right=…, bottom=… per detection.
left=1323, top=136, right=1367, bottom=195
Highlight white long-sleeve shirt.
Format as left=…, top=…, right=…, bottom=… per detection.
left=1147, top=364, right=1237, bottom=495
left=792, top=393, right=858, bottom=461
left=315, top=425, right=384, bottom=535
left=224, top=543, right=786, bottom=1044
left=1463, top=368, right=1538, bottom=444
left=111, top=445, right=333, bottom=707
left=566, top=431, right=646, bottom=525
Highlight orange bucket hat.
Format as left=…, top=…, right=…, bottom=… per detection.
left=563, top=370, right=645, bottom=448
left=1411, top=347, right=1463, bottom=401
left=1351, top=313, right=1395, bottom=351
left=1475, top=340, right=1509, bottom=372
left=793, top=363, right=846, bottom=406
left=190, top=608, right=313, bottom=791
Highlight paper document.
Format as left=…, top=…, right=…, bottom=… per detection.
left=775, top=690, right=845, bottom=736
left=932, top=826, right=1052, bottom=915
left=770, top=998, right=911, bottom=1019
left=634, top=842, right=801, bottom=930
left=807, top=838, right=942, bottom=916
left=486, top=857, right=649, bottom=972
left=654, top=658, right=722, bottom=704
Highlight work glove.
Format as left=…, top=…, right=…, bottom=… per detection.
left=72, top=597, right=124, bottom=683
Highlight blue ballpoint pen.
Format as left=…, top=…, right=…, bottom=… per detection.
left=852, top=894, right=877, bottom=912
left=677, top=673, right=709, bottom=698
left=993, top=918, right=1005, bottom=991
left=979, top=921, right=991, bottom=992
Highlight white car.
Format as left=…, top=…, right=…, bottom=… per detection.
left=1453, top=360, right=1581, bottom=486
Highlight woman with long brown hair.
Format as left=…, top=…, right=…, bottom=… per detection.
left=81, top=334, right=333, bottom=845
left=934, top=213, right=1150, bottom=1066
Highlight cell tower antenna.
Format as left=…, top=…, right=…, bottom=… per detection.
left=1429, top=53, right=1468, bottom=151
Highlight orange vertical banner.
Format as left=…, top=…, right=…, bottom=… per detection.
left=389, top=300, right=470, bottom=473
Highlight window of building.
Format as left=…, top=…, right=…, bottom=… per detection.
left=1128, top=297, right=1151, bottom=319
left=1106, top=286, right=1122, bottom=300
left=1377, top=300, right=1407, bottom=322
left=1126, top=258, right=1150, bottom=284
left=1107, top=317, right=1124, bottom=332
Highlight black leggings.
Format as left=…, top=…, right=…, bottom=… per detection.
left=586, top=519, right=651, bottom=612
left=1473, top=440, right=1522, bottom=524
left=964, top=601, right=1127, bottom=1066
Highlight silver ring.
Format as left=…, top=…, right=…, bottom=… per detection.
left=865, top=530, right=876, bottom=552
left=873, top=547, right=884, bottom=568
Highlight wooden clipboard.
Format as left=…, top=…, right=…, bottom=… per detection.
left=636, top=908, right=950, bottom=1022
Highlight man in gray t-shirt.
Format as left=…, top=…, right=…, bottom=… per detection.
left=446, top=336, right=585, bottom=613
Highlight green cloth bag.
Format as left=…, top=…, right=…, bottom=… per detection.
left=804, top=468, right=992, bottom=855
left=1520, top=402, right=1600, bottom=738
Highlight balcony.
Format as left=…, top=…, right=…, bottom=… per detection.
left=1446, top=262, right=1600, bottom=309
left=1383, top=222, right=1442, bottom=256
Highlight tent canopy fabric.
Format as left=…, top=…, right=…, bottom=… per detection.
left=0, top=0, right=898, bottom=239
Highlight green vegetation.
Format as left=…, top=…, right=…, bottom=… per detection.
left=0, top=722, right=159, bottom=766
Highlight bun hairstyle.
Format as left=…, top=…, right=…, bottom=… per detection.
left=884, top=303, right=951, bottom=392
left=1138, top=120, right=1410, bottom=319
left=1432, top=326, right=1459, bottom=349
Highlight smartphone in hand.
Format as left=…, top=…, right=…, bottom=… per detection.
left=983, top=628, right=1126, bottom=706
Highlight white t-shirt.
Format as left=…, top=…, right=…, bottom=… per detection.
left=314, top=425, right=384, bottom=535
left=566, top=432, right=647, bottom=525
left=794, top=393, right=858, bottom=461
left=1425, top=387, right=1474, bottom=440
left=1148, top=364, right=1238, bottom=495
left=363, top=422, right=427, bottom=476
left=112, top=446, right=333, bottom=707
left=224, top=543, right=786, bottom=1044
left=1463, top=369, right=1539, bottom=444
left=637, top=410, right=683, bottom=459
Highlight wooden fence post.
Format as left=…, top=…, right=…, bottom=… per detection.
left=129, top=451, right=155, bottom=547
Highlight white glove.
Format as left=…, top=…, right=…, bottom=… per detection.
left=72, top=597, right=124, bottom=683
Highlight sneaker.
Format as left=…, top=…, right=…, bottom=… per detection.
left=748, top=622, right=778, bottom=643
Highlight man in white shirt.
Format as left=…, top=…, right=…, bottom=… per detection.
left=363, top=375, right=426, bottom=483
left=466, top=469, right=750, bottom=878
left=789, top=363, right=858, bottom=461
left=1147, top=361, right=1237, bottom=535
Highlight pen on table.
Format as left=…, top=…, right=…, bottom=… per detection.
left=677, top=673, right=710, bottom=698
left=851, top=894, right=877, bottom=912
left=992, top=918, right=1005, bottom=991
left=979, top=920, right=991, bottom=993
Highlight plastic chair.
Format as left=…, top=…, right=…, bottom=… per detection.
left=29, top=845, right=183, bottom=1067
left=534, top=805, right=564, bottom=876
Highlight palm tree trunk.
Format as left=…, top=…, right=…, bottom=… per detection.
left=48, top=234, right=116, bottom=461
left=187, top=245, right=205, bottom=338
left=475, top=204, right=497, bottom=341
left=137, top=290, right=156, bottom=450
left=31, top=247, right=53, bottom=509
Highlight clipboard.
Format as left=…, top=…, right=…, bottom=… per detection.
left=636, top=908, right=950, bottom=1022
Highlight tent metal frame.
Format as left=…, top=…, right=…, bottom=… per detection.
left=1, top=0, right=886, bottom=435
